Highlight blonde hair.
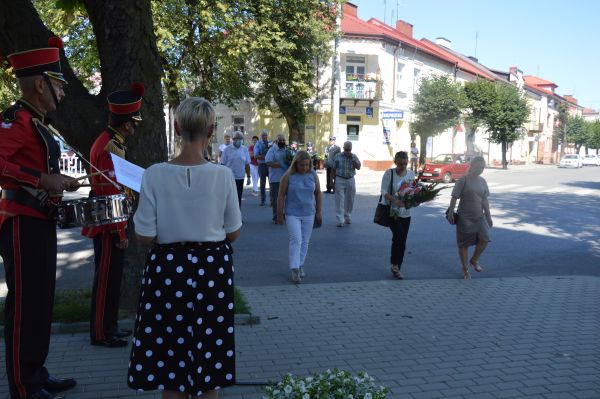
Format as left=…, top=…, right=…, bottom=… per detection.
left=175, top=97, right=215, bottom=141
left=284, top=150, right=312, bottom=177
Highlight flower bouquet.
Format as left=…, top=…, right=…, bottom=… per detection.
left=264, top=369, right=388, bottom=399
left=391, top=179, right=448, bottom=219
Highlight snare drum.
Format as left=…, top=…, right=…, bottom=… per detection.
left=57, top=194, right=133, bottom=228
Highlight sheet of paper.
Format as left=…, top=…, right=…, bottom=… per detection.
left=110, top=153, right=145, bottom=193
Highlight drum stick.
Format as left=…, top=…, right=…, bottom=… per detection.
left=74, top=170, right=108, bottom=181
left=78, top=183, right=113, bottom=187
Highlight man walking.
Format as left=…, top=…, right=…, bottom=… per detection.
left=221, top=131, right=251, bottom=207
left=325, top=136, right=340, bottom=193
left=253, top=130, right=270, bottom=205
left=265, top=134, right=289, bottom=223
left=82, top=83, right=144, bottom=348
left=0, top=37, right=79, bottom=399
left=333, top=141, right=361, bottom=227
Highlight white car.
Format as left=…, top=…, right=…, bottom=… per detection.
left=558, top=154, right=583, bottom=168
left=582, top=154, right=600, bottom=166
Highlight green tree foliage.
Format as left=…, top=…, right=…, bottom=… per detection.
left=564, top=115, right=588, bottom=153
left=410, top=75, right=465, bottom=163
left=587, top=121, right=600, bottom=150
left=464, top=80, right=529, bottom=169
left=250, top=0, right=340, bottom=142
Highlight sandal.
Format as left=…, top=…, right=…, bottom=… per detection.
left=291, top=268, right=301, bottom=283
left=462, top=265, right=471, bottom=280
left=469, top=259, right=483, bottom=272
left=391, top=265, right=404, bottom=280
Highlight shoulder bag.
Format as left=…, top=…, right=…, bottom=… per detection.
left=374, top=169, right=394, bottom=227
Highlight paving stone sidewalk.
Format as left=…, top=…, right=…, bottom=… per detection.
left=1, top=276, right=599, bottom=398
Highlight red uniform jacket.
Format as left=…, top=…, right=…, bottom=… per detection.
left=81, top=128, right=128, bottom=241
left=0, top=100, right=62, bottom=229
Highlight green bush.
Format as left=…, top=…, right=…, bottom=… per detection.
left=0, top=286, right=251, bottom=325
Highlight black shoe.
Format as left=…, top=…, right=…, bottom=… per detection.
left=27, top=388, right=57, bottom=399
left=44, top=376, right=76, bottom=394
left=91, top=337, right=128, bottom=347
left=114, top=329, right=132, bottom=339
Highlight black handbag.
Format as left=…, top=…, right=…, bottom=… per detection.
left=374, top=169, right=394, bottom=227
left=445, top=209, right=459, bottom=225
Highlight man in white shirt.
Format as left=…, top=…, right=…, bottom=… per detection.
left=410, top=141, right=419, bottom=171
left=221, top=131, right=251, bottom=207
left=218, top=133, right=232, bottom=163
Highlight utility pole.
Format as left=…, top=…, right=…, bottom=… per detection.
left=474, top=31, right=478, bottom=58
left=384, top=0, right=387, bottom=24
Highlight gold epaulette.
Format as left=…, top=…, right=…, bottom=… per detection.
left=105, top=139, right=126, bottom=159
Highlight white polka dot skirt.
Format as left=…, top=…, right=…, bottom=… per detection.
left=127, top=241, right=235, bottom=395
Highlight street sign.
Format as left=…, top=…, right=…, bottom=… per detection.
left=382, top=111, right=404, bottom=120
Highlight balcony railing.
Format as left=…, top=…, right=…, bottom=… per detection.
left=342, top=88, right=378, bottom=99
left=527, top=122, right=544, bottom=132
left=345, top=73, right=381, bottom=82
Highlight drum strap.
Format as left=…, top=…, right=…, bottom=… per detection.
left=1, top=188, right=56, bottom=217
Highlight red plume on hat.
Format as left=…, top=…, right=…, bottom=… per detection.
left=130, top=82, right=145, bottom=97
left=47, top=36, right=64, bottom=49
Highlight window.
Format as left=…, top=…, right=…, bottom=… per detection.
left=346, top=55, right=366, bottom=80
left=232, top=116, right=245, bottom=133
left=413, top=68, right=421, bottom=93
left=396, top=62, right=405, bottom=97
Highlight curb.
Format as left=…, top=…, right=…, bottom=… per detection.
left=0, top=313, right=260, bottom=336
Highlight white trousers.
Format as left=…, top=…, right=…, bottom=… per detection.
left=335, top=177, right=356, bottom=223
left=250, top=164, right=259, bottom=192
left=286, top=214, right=315, bottom=269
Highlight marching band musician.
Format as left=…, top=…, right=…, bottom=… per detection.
left=81, top=83, right=144, bottom=348
left=0, top=37, right=79, bottom=399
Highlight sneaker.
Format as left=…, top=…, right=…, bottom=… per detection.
left=251, top=191, right=259, bottom=197
left=337, top=222, right=344, bottom=227
left=345, top=219, right=351, bottom=224
left=299, top=267, right=305, bottom=278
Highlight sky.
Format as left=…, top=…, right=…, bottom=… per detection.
left=348, top=0, right=600, bottom=110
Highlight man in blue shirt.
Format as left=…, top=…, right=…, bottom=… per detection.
left=265, top=134, right=289, bottom=223
left=333, top=141, right=361, bottom=227
left=253, top=130, right=270, bottom=206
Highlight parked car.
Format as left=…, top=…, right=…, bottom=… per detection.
left=419, top=154, right=471, bottom=183
left=558, top=154, right=583, bottom=168
left=582, top=154, right=600, bottom=166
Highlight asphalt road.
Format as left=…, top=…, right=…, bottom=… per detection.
left=1, top=163, right=599, bottom=296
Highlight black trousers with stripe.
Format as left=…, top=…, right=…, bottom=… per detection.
left=90, top=230, right=124, bottom=342
left=0, top=216, right=56, bottom=398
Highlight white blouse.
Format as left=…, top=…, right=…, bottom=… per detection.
left=380, top=168, right=416, bottom=218
left=134, top=162, right=242, bottom=244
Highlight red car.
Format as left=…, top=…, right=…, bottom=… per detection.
left=419, top=154, right=470, bottom=183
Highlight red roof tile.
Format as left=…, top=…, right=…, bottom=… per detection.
left=524, top=75, right=558, bottom=89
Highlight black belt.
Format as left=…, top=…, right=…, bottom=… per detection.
left=336, top=175, right=353, bottom=179
left=1, top=188, right=55, bottom=216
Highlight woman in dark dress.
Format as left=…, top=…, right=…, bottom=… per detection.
left=128, top=97, right=242, bottom=399
left=446, top=156, right=493, bottom=279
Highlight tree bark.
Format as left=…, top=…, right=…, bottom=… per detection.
left=84, top=0, right=166, bottom=311
left=501, top=141, right=508, bottom=169
left=419, top=135, right=428, bottom=165
left=283, top=113, right=304, bottom=143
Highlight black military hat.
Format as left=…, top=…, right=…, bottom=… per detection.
left=7, top=36, right=67, bottom=83
left=107, top=83, right=144, bottom=121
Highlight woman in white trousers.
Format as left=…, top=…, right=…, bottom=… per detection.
left=277, top=151, right=322, bottom=283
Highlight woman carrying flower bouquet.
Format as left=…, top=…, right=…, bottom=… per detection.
left=380, top=151, right=415, bottom=279
left=446, top=156, right=493, bottom=279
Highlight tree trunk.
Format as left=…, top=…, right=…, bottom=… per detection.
left=465, top=125, right=476, bottom=155
left=501, top=141, right=508, bottom=170
left=419, top=135, right=429, bottom=165
left=84, top=0, right=166, bottom=312
left=283, top=113, right=304, bottom=144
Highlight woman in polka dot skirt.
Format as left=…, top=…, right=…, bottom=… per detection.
left=128, top=97, right=242, bottom=399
